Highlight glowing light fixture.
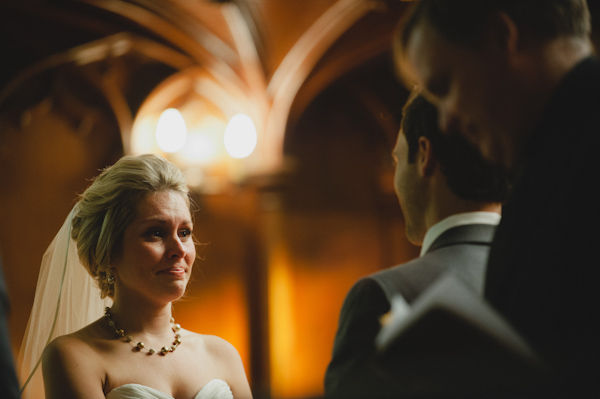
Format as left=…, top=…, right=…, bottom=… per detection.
left=224, top=113, right=257, bottom=159
left=156, top=108, right=187, bottom=153
left=180, top=130, right=218, bottom=165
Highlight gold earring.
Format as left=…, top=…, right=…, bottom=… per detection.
left=107, top=271, right=115, bottom=285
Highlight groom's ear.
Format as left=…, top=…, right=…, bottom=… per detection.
left=416, top=136, right=437, bottom=177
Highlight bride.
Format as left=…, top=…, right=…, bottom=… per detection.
left=20, top=154, right=252, bottom=399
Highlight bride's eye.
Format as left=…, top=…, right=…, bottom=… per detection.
left=146, top=228, right=163, bottom=239
left=179, top=228, right=192, bottom=239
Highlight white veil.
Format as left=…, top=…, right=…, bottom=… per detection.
left=18, top=207, right=112, bottom=398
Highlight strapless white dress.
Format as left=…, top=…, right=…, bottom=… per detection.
left=105, top=378, right=233, bottom=399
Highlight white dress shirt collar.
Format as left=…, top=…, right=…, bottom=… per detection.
left=420, top=211, right=501, bottom=256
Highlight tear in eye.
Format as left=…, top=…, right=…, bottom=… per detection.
left=146, top=229, right=163, bottom=239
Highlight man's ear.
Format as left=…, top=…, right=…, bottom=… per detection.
left=487, top=11, right=520, bottom=58
left=416, top=136, right=436, bottom=177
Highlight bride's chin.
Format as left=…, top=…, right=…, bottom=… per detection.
left=150, top=281, right=187, bottom=303
left=168, top=281, right=188, bottom=298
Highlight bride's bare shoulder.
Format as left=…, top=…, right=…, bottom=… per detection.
left=41, top=323, right=109, bottom=399
left=42, top=334, right=86, bottom=367
left=185, top=330, right=233, bottom=350
left=42, top=319, right=110, bottom=363
left=183, top=331, right=252, bottom=398
left=184, top=330, right=242, bottom=364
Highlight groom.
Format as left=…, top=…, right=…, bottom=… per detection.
left=324, top=93, right=509, bottom=398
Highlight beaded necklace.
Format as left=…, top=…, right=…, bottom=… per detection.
left=104, top=307, right=182, bottom=355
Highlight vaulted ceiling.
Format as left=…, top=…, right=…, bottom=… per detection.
left=0, top=0, right=410, bottom=172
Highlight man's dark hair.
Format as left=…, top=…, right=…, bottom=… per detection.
left=401, top=93, right=510, bottom=202
left=398, top=0, right=591, bottom=51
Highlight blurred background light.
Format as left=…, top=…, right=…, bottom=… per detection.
left=131, top=117, right=158, bottom=154
left=181, top=129, right=219, bottom=165
left=178, top=115, right=227, bottom=166
left=224, top=113, right=257, bottom=159
left=156, top=108, right=187, bottom=153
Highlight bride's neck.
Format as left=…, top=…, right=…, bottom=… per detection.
left=108, top=299, right=174, bottom=335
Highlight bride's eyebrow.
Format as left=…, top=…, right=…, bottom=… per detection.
left=139, top=218, right=167, bottom=224
left=139, top=218, right=193, bottom=225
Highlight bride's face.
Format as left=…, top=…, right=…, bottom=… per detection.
left=112, top=190, right=196, bottom=304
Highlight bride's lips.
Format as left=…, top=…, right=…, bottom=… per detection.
left=157, top=267, right=187, bottom=277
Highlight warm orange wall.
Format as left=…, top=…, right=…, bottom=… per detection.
left=0, top=99, right=123, bottom=368
left=264, top=210, right=417, bottom=399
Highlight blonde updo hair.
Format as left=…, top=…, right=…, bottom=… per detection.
left=71, top=154, right=191, bottom=299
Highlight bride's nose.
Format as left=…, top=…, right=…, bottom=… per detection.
left=167, top=235, right=186, bottom=258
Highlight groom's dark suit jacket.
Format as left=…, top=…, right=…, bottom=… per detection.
left=325, top=223, right=497, bottom=399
